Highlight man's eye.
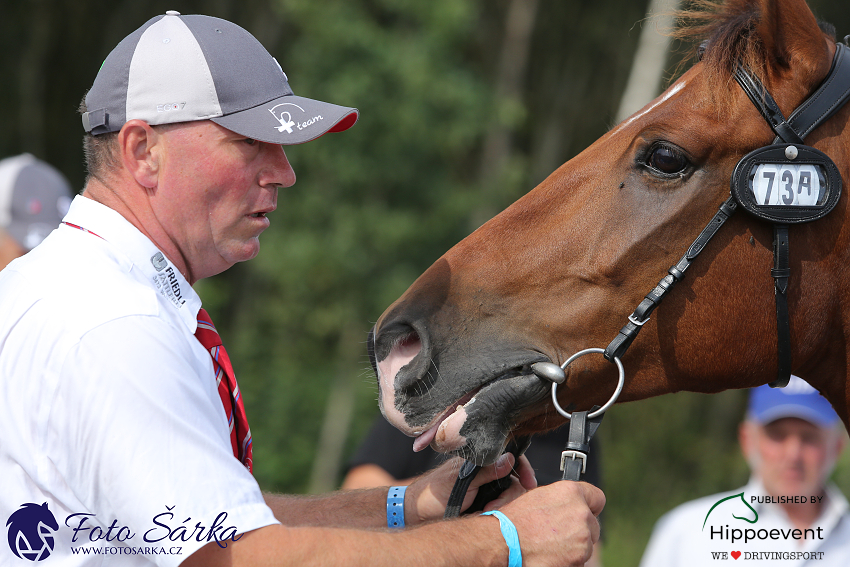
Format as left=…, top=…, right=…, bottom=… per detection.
left=244, top=138, right=257, bottom=146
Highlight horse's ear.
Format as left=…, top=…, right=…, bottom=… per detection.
left=756, top=0, right=832, bottom=88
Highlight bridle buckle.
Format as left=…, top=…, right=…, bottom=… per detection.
left=560, top=450, right=587, bottom=474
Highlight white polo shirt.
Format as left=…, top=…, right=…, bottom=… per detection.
left=639, top=478, right=850, bottom=567
left=0, top=196, right=278, bottom=566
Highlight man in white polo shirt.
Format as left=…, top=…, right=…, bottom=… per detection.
left=640, top=376, right=850, bottom=566
left=0, top=11, right=603, bottom=567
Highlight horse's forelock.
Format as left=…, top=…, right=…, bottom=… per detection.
left=674, top=0, right=766, bottom=104
left=674, top=0, right=836, bottom=112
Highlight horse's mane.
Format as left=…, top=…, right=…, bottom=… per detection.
left=672, top=0, right=836, bottom=105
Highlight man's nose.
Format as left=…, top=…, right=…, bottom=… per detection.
left=263, top=143, right=296, bottom=188
left=782, top=434, right=805, bottom=460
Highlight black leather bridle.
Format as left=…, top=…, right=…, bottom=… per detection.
left=444, top=38, right=850, bottom=519
left=604, top=40, right=850, bottom=388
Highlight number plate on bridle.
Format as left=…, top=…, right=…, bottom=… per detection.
left=731, top=144, right=842, bottom=224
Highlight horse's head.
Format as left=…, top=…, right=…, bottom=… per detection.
left=371, top=0, right=850, bottom=465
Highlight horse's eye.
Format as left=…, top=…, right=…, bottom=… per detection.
left=648, top=146, right=688, bottom=175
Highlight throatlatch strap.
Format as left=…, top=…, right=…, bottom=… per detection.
left=769, top=224, right=791, bottom=388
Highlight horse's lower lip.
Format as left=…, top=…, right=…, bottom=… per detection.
left=412, top=387, right=481, bottom=452
left=413, top=364, right=541, bottom=452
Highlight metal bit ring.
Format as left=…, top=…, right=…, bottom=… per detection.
left=551, top=348, right=625, bottom=419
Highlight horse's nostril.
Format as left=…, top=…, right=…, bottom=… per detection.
left=395, top=332, right=421, bottom=358
left=374, top=325, right=428, bottom=393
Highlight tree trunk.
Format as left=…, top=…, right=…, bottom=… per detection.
left=615, top=0, right=680, bottom=123
left=308, top=324, right=361, bottom=493
left=471, top=0, right=540, bottom=228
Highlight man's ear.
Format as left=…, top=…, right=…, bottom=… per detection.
left=117, top=120, right=161, bottom=189
left=739, top=421, right=754, bottom=462
left=739, top=420, right=763, bottom=473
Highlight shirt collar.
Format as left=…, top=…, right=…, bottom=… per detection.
left=62, top=195, right=202, bottom=332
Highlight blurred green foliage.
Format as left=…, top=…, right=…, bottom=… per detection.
left=2, top=1, right=849, bottom=565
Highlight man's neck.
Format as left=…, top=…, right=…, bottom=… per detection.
left=82, top=178, right=195, bottom=284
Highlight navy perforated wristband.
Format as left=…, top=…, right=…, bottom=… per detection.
left=482, top=510, right=522, bottom=567
left=387, top=486, right=406, bottom=528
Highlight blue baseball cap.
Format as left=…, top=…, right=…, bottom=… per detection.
left=748, top=375, right=839, bottom=427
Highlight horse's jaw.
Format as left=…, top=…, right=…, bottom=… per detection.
left=371, top=320, right=552, bottom=465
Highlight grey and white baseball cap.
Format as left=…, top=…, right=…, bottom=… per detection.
left=82, top=11, right=358, bottom=145
left=0, top=154, right=73, bottom=251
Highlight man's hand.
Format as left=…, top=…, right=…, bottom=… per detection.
left=404, top=453, right=538, bottom=524
left=500, top=481, right=605, bottom=567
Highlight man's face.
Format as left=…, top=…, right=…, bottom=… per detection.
left=152, top=121, right=295, bottom=281
left=741, top=417, right=844, bottom=498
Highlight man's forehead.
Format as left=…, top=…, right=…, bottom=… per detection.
left=760, top=416, right=826, bottom=435
left=153, top=119, right=232, bottom=140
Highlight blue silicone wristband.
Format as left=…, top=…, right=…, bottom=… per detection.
left=387, top=486, right=406, bottom=528
left=482, top=510, right=522, bottom=567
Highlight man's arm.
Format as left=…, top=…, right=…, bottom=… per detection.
left=263, top=453, right=532, bottom=528
left=184, top=480, right=604, bottom=567
left=341, top=463, right=400, bottom=489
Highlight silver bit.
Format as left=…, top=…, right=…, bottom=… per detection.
left=531, top=362, right=565, bottom=384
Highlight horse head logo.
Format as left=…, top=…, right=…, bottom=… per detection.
left=268, top=103, right=304, bottom=134
left=6, top=502, right=59, bottom=562
left=702, top=492, right=759, bottom=530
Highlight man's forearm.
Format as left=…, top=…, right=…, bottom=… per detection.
left=188, top=480, right=604, bottom=567
left=264, top=488, right=392, bottom=529
left=186, top=515, right=506, bottom=567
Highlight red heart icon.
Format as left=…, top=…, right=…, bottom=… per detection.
left=731, top=551, right=742, bottom=560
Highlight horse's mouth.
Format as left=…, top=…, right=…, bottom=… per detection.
left=413, top=364, right=550, bottom=460
left=371, top=324, right=554, bottom=464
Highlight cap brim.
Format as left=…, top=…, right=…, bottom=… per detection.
left=211, top=94, right=358, bottom=145
left=755, top=405, right=838, bottom=428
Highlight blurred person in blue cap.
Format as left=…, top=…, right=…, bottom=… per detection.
left=0, top=153, right=72, bottom=268
left=640, top=376, right=850, bottom=567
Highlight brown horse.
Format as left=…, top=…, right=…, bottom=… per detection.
left=370, top=0, right=850, bottom=466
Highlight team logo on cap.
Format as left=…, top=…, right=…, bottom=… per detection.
left=269, top=103, right=300, bottom=134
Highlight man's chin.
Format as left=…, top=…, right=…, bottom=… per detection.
left=224, top=239, right=262, bottom=264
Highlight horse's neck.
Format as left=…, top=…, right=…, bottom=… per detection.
left=786, top=103, right=850, bottom=425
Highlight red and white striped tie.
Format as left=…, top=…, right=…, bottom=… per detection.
left=195, top=308, right=253, bottom=474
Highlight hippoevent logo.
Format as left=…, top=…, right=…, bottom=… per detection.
left=6, top=503, right=58, bottom=562
left=701, top=491, right=827, bottom=561
left=703, top=492, right=758, bottom=530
